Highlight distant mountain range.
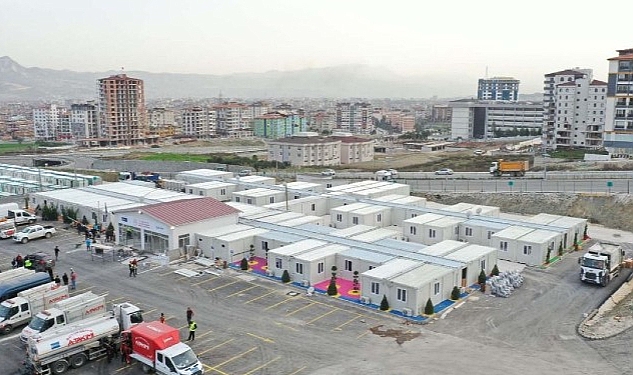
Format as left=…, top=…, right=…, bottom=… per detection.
left=0, top=56, right=488, bottom=101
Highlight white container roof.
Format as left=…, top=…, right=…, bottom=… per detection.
left=404, top=212, right=445, bottom=225
left=295, top=244, right=349, bottom=262
left=196, top=223, right=254, bottom=237
left=282, top=181, right=322, bottom=190
left=177, top=169, right=233, bottom=178
left=269, top=239, right=329, bottom=256
left=492, top=226, right=534, bottom=240
left=339, top=247, right=394, bottom=264
left=33, top=189, right=142, bottom=211
left=256, top=230, right=306, bottom=243
left=444, top=244, right=496, bottom=262
left=330, top=225, right=375, bottom=237
left=517, top=229, right=560, bottom=244
left=390, top=196, right=426, bottom=206
left=297, top=223, right=335, bottom=235
left=87, top=182, right=196, bottom=203
left=330, top=202, right=372, bottom=213
left=186, top=181, right=235, bottom=189
left=390, top=263, right=453, bottom=287
left=374, top=238, right=427, bottom=253
left=230, top=175, right=276, bottom=184
left=351, top=205, right=390, bottom=215
left=363, top=258, right=423, bottom=279
left=547, top=216, right=587, bottom=229
left=277, top=216, right=322, bottom=227
left=226, top=202, right=273, bottom=217
left=525, top=213, right=561, bottom=225
left=349, top=227, right=400, bottom=243
left=372, top=194, right=409, bottom=202
left=418, top=240, right=469, bottom=257
left=462, top=218, right=510, bottom=230
left=256, top=211, right=304, bottom=224
left=216, top=227, right=269, bottom=242
left=233, top=187, right=283, bottom=198
left=426, top=216, right=466, bottom=228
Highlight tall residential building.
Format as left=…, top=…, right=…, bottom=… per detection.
left=97, top=74, right=148, bottom=146
left=449, top=99, right=543, bottom=140
left=70, top=103, right=99, bottom=141
left=213, top=102, right=252, bottom=138
left=148, top=107, right=176, bottom=138
left=267, top=133, right=341, bottom=166
left=604, top=48, right=633, bottom=155
left=181, top=106, right=213, bottom=138
left=253, top=111, right=306, bottom=139
left=477, top=77, right=520, bottom=101
left=336, top=102, right=372, bottom=134
left=542, top=69, right=606, bottom=150
left=33, top=104, right=71, bottom=141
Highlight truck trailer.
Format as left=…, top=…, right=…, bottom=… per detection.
left=0, top=282, right=69, bottom=334
left=0, top=272, right=51, bottom=303
left=124, top=320, right=204, bottom=375
left=23, top=315, right=122, bottom=375
left=21, top=292, right=108, bottom=343
left=489, top=159, right=529, bottom=177
left=579, top=241, right=625, bottom=286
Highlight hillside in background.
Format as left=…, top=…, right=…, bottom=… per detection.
left=0, top=56, right=480, bottom=101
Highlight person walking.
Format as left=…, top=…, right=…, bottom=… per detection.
left=70, top=269, right=77, bottom=290
left=187, top=320, right=197, bottom=341
left=54, top=246, right=60, bottom=261
left=186, top=307, right=194, bottom=324
left=159, top=313, right=166, bottom=324
left=24, top=257, right=32, bottom=269
left=85, top=237, right=92, bottom=252
left=16, top=254, right=23, bottom=268
left=62, top=272, right=69, bottom=286
left=47, top=267, right=53, bottom=281
left=128, top=260, right=134, bottom=277
left=54, top=275, right=61, bottom=285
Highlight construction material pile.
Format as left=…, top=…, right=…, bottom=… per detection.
left=487, top=271, right=524, bottom=297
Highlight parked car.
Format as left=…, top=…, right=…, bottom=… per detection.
left=237, top=169, right=252, bottom=177
left=386, top=169, right=398, bottom=177
left=435, top=168, right=454, bottom=175
left=23, top=252, right=55, bottom=272
left=321, top=169, right=336, bottom=176
left=473, top=149, right=484, bottom=156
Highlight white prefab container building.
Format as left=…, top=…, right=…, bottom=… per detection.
left=403, top=213, right=445, bottom=243
left=267, top=239, right=329, bottom=279
left=175, top=169, right=233, bottom=183
left=525, top=213, right=587, bottom=250
left=514, top=229, right=561, bottom=266
left=254, top=211, right=305, bottom=224
left=372, top=194, right=408, bottom=203
left=278, top=181, right=325, bottom=194
left=194, top=224, right=256, bottom=258
left=418, top=240, right=469, bottom=257
left=458, top=219, right=510, bottom=247
left=491, top=226, right=535, bottom=262
left=227, top=202, right=273, bottom=218
left=330, top=203, right=372, bottom=228
left=350, top=183, right=411, bottom=198
left=277, top=215, right=325, bottom=227
left=161, top=179, right=187, bottom=192
left=213, top=227, right=270, bottom=262
left=359, top=258, right=423, bottom=308
left=346, top=204, right=392, bottom=228
left=388, top=263, right=457, bottom=315
left=232, top=188, right=287, bottom=206
left=387, top=196, right=427, bottom=225
left=374, top=238, right=427, bottom=253
left=183, top=181, right=236, bottom=201
left=293, top=244, right=349, bottom=286
left=419, top=216, right=466, bottom=245
left=254, top=231, right=307, bottom=258
left=440, top=202, right=500, bottom=218
left=349, top=227, right=401, bottom=243
left=264, top=196, right=329, bottom=216
left=330, top=225, right=376, bottom=238
left=230, top=175, right=276, bottom=186
left=443, top=244, right=497, bottom=287
left=336, top=247, right=395, bottom=281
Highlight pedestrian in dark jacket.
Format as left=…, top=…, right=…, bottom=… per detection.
left=62, top=273, right=69, bottom=285
left=54, top=275, right=61, bottom=285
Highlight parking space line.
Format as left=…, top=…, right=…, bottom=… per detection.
left=245, top=290, right=276, bottom=303
left=243, top=356, right=281, bottom=375
left=285, top=366, right=307, bottom=375
left=192, top=276, right=219, bottom=286
left=264, top=297, right=294, bottom=310
left=226, top=285, right=259, bottom=298
left=215, top=347, right=258, bottom=367
left=197, top=338, right=235, bottom=356
left=306, top=308, right=338, bottom=324
left=208, top=280, right=239, bottom=292
left=274, top=321, right=298, bottom=331
left=285, top=302, right=315, bottom=316
left=356, top=330, right=370, bottom=339
left=332, top=314, right=362, bottom=331
left=246, top=332, right=274, bottom=343
left=202, top=363, right=230, bottom=375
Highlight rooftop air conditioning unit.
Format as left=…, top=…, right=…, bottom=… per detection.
left=301, top=280, right=309, bottom=287
left=402, top=308, right=413, bottom=317
left=360, top=296, right=371, bottom=304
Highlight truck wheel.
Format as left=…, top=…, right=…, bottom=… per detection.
left=142, top=364, right=154, bottom=373
left=601, top=275, right=609, bottom=287
left=21, top=237, right=28, bottom=244
left=45, top=232, right=52, bottom=238
left=51, top=359, right=69, bottom=374
left=2, top=324, right=12, bottom=334
left=70, top=353, right=88, bottom=368
left=28, top=219, right=35, bottom=224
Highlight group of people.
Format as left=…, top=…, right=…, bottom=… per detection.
left=11, top=254, right=24, bottom=268
left=128, top=259, right=138, bottom=277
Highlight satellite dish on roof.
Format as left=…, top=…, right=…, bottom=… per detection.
left=466, top=210, right=472, bottom=219
left=476, top=207, right=482, bottom=215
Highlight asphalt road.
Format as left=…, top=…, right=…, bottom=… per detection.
left=1, top=224, right=632, bottom=375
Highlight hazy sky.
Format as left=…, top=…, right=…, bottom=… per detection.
left=3, top=0, right=632, bottom=95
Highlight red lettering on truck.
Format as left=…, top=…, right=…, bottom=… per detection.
left=85, top=305, right=105, bottom=315
left=47, top=294, right=70, bottom=305
left=66, top=329, right=95, bottom=346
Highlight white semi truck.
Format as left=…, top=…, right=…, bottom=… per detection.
left=579, top=241, right=625, bottom=286
left=20, top=292, right=108, bottom=343
left=0, top=282, right=69, bottom=334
